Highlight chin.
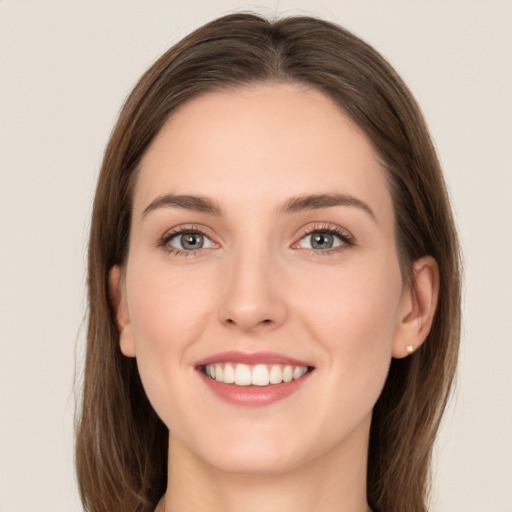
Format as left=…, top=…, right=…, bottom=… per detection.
left=185, top=427, right=309, bottom=476
left=208, top=446, right=304, bottom=476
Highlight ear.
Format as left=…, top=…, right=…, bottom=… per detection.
left=109, top=266, right=136, bottom=357
left=392, top=256, right=440, bottom=358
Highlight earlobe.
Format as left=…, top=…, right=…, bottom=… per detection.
left=392, top=256, right=439, bottom=359
left=109, top=266, right=136, bottom=358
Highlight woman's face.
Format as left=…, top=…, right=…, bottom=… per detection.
left=114, top=83, right=411, bottom=474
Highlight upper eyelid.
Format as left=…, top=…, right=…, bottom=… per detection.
left=161, top=224, right=216, bottom=238
left=294, top=222, right=354, bottom=240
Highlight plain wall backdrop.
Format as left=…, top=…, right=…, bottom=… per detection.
left=1, top=1, right=511, bottom=511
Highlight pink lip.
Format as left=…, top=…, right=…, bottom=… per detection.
left=198, top=371, right=312, bottom=407
left=195, top=350, right=312, bottom=368
left=195, top=351, right=314, bottom=407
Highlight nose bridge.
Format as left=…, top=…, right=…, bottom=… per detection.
left=218, top=236, right=286, bottom=332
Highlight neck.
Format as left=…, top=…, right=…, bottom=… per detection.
left=160, top=419, right=371, bottom=512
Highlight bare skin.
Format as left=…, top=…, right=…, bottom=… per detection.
left=110, top=83, right=438, bottom=512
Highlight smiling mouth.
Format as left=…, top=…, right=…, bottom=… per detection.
left=199, top=363, right=314, bottom=386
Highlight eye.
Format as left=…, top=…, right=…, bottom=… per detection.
left=300, top=232, right=340, bottom=250
left=157, top=225, right=218, bottom=255
left=167, top=231, right=215, bottom=251
left=294, top=226, right=354, bottom=253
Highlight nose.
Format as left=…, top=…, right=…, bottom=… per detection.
left=218, top=245, right=287, bottom=333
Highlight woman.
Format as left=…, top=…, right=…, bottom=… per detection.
left=76, top=13, right=461, bottom=512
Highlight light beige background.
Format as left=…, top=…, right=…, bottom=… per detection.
left=1, top=1, right=511, bottom=511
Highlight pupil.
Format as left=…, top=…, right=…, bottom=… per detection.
left=311, top=232, right=333, bottom=249
left=182, top=233, right=203, bottom=250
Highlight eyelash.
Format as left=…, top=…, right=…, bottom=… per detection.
left=157, top=225, right=217, bottom=258
left=293, top=223, right=355, bottom=255
left=157, top=223, right=355, bottom=257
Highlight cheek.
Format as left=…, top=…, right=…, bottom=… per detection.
left=296, top=260, right=403, bottom=392
left=124, top=260, right=217, bottom=422
left=126, top=260, right=215, bottom=352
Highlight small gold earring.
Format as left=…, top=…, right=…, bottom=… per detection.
left=406, top=345, right=414, bottom=354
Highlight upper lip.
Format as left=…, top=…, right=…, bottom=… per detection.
left=195, top=351, right=313, bottom=368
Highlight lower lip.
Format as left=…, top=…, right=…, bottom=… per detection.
left=198, top=371, right=312, bottom=407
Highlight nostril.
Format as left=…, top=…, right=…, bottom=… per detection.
left=224, top=317, right=273, bottom=329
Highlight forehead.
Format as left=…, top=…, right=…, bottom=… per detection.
left=134, top=83, right=392, bottom=220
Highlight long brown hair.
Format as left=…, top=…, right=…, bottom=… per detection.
left=76, top=13, right=461, bottom=512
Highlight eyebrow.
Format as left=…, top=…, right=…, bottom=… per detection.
left=278, top=193, right=376, bottom=220
left=142, top=194, right=223, bottom=217
left=142, top=192, right=375, bottom=220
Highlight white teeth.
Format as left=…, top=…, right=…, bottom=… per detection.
left=283, top=365, right=293, bottom=383
left=293, top=366, right=307, bottom=380
left=234, top=364, right=252, bottom=386
left=223, top=363, right=235, bottom=384
left=215, top=364, right=223, bottom=382
left=203, top=362, right=309, bottom=386
left=252, top=364, right=270, bottom=386
left=269, top=364, right=283, bottom=384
